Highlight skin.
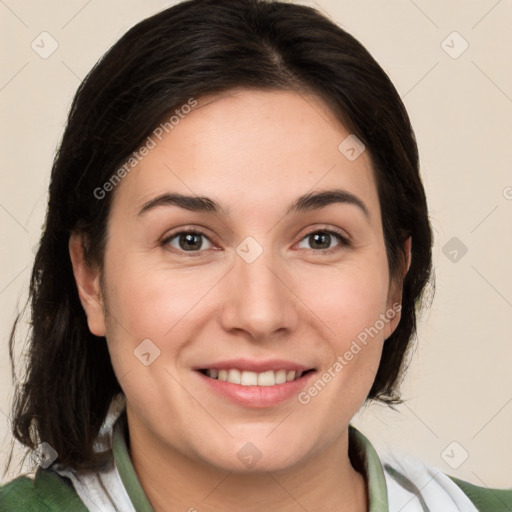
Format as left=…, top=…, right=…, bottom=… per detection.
left=70, top=88, right=411, bottom=511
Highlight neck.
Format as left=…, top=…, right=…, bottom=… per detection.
left=127, top=418, right=368, bottom=512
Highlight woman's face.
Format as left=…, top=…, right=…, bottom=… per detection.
left=75, top=89, right=406, bottom=472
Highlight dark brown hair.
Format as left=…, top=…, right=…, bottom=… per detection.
left=9, top=0, right=433, bottom=471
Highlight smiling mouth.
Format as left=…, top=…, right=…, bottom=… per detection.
left=198, top=368, right=315, bottom=386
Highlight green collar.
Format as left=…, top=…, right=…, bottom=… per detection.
left=349, top=424, right=389, bottom=511
left=112, top=419, right=389, bottom=511
left=112, top=420, right=154, bottom=512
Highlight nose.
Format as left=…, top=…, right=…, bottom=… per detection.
left=219, top=244, right=299, bottom=341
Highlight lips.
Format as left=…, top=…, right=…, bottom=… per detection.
left=194, top=359, right=316, bottom=407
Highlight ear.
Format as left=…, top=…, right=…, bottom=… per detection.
left=402, top=235, right=412, bottom=274
left=384, top=236, right=412, bottom=339
left=68, top=232, right=107, bottom=337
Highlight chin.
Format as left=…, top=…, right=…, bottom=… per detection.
left=190, top=430, right=313, bottom=474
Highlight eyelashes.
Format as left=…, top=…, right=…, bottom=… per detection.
left=162, top=229, right=215, bottom=254
left=161, top=227, right=351, bottom=256
left=296, top=229, right=350, bottom=251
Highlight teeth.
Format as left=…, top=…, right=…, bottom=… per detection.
left=275, top=369, right=287, bottom=384
left=228, top=369, right=241, bottom=384
left=257, top=370, right=275, bottom=386
left=241, top=371, right=258, bottom=386
left=204, top=368, right=306, bottom=386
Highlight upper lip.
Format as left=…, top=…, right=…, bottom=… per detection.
left=194, top=359, right=314, bottom=373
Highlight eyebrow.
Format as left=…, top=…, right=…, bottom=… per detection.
left=137, top=188, right=370, bottom=220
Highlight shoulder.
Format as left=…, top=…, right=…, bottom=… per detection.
left=0, top=468, right=88, bottom=512
left=380, top=450, right=512, bottom=512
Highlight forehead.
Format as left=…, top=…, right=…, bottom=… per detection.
left=109, top=88, right=380, bottom=222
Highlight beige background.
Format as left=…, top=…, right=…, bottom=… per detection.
left=1, top=0, right=511, bottom=489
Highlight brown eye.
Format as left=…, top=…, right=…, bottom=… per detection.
left=163, top=230, right=213, bottom=252
left=297, top=230, right=348, bottom=251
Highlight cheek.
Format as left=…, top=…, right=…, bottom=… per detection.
left=101, top=250, right=224, bottom=362
left=103, top=248, right=187, bottom=329
left=100, top=255, right=208, bottom=418
left=292, top=264, right=390, bottom=427
left=292, top=255, right=392, bottom=408
left=299, top=258, right=391, bottom=341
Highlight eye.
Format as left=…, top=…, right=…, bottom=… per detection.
left=162, top=227, right=350, bottom=256
left=163, top=229, right=214, bottom=253
left=297, top=229, right=349, bottom=252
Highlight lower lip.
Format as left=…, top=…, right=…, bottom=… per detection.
left=195, top=370, right=316, bottom=408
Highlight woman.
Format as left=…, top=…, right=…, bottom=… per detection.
left=1, top=0, right=510, bottom=510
